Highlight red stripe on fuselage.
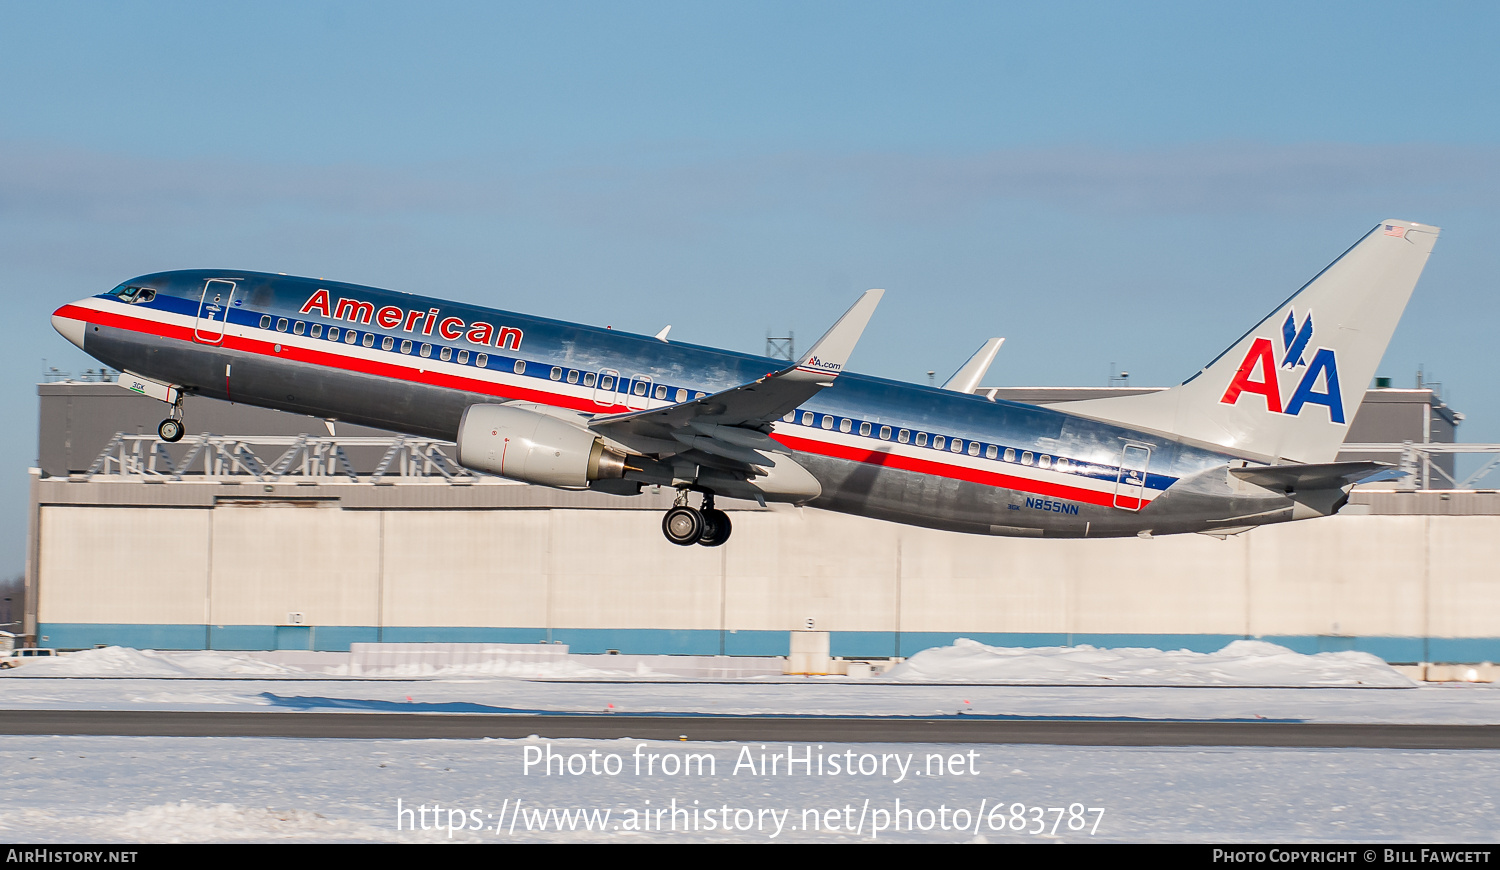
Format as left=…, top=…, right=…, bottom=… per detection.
left=770, top=432, right=1122, bottom=508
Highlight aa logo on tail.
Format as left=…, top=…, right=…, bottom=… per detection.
left=1220, top=308, right=1345, bottom=423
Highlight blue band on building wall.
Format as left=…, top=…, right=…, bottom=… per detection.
left=32, top=622, right=1497, bottom=663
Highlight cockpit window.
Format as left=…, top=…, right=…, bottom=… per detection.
left=107, top=284, right=154, bottom=303
left=106, top=283, right=137, bottom=300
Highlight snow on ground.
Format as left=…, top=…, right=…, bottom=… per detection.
left=4, top=678, right=1499, bottom=723
left=11, top=639, right=1417, bottom=686
left=3, top=642, right=1495, bottom=843
left=7, top=647, right=310, bottom=678
left=887, top=639, right=1416, bottom=687
left=0, top=735, right=1495, bottom=843
left=3, top=641, right=1496, bottom=724
left=8, top=646, right=637, bottom=680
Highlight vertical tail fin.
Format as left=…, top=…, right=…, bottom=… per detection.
left=1055, top=220, right=1440, bottom=463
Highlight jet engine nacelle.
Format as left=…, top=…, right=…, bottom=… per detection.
left=456, top=403, right=629, bottom=488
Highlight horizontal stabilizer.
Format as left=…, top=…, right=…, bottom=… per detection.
left=1231, top=461, right=1400, bottom=491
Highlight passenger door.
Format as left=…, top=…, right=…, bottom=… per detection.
left=1113, top=443, right=1152, bottom=511
left=194, top=279, right=237, bottom=345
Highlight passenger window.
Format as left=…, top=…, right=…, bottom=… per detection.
left=898, top=429, right=910, bottom=444
left=477, top=353, right=489, bottom=367
left=633, top=380, right=647, bottom=396
left=361, top=333, right=374, bottom=347
left=567, top=370, right=580, bottom=384
left=802, top=411, right=814, bottom=426
left=458, top=350, right=469, bottom=364
left=675, top=388, right=687, bottom=402
left=985, top=445, right=997, bottom=459
left=968, top=441, right=980, bottom=456
left=1021, top=451, right=1034, bottom=466
left=880, top=425, right=891, bottom=440
left=916, top=432, right=928, bottom=446
left=419, top=343, right=431, bottom=358
left=311, top=324, right=323, bottom=338
left=550, top=366, right=562, bottom=381
left=293, top=322, right=306, bottom=336
left=344, top=330, right=356, bottom=345
left=1039, top=455, right=1052, bottom=470
left=1004, top=448, right=1015, bottom=462
left=600, top=375, right=614, bottom=390
left=400, top=339, right=412, bottom=354
left=859, top=422, right=871, bottom=436
left=440, top=347, right=452, bottom=362
left=839, top=418, right=852, bottom=433
left=654, top=384, right=667, bottom=400
left=821, top=415, right=834, bottom=430
left=783, top=412, right=796, bottom=423
left=933, top=435, right=946, bottom=450
left=259, top=315, right=272, bottom=328
left=509, top=358, right=522, bottom=373
left=1057, top=458, right=1071, bottom=473
left=695, top=392, right=706, bottom=399
left=950, top=439, right=963, bottom=453
left=381, top=336, right=394, bottom=351
left=584, top=372, right=596, bottom=387
left=276, top=318, right=289, bottom=332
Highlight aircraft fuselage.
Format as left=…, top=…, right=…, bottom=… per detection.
left=53, top=269, right=1312, bottom=539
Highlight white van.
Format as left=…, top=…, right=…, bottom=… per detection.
left=0, top=648, right=58, bottom=668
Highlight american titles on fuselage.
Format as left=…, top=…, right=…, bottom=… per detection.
left=297, top=287, right=524, bottom=351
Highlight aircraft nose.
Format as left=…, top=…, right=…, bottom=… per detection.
left=52, top=303, right=88, bottom=351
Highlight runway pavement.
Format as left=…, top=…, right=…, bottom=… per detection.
left=2, top=710, right=1498, bottom=747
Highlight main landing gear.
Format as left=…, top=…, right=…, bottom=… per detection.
left=662, top=490, right=732, bottom=547
left=157, top=395, right=185, bottom=443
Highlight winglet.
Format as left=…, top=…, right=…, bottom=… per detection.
left=793, top=289, right=884, bottom=380
left=942, top=337, right=1004, bottom=393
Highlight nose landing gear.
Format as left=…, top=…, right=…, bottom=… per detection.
left=662, top=490, right=733, bottom=547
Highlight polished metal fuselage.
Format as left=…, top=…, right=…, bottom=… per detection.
left=58, top=270, right=1303, bottom=538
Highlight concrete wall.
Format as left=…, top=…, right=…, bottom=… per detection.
left=32, top=496, right=1500, bottom=662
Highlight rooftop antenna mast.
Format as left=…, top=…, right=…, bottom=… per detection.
left=766, top=331, right=795, bottom=362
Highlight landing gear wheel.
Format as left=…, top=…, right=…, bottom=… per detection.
left=662, top=506, right=705, bottom=546
left=158, top=418, right=184, bottom=443
left=698, top=508, right=732, bottom=547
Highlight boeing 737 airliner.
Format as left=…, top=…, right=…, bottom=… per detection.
left=51, top=220, right=1438, bottom=545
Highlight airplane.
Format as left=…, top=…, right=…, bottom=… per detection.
left=50, top=219, right=1438, bottom=545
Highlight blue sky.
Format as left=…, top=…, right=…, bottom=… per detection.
left=3, top=1, right=1498, bottom=571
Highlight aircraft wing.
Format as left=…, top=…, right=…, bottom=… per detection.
left=589, top=289, right=883, bottom=464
